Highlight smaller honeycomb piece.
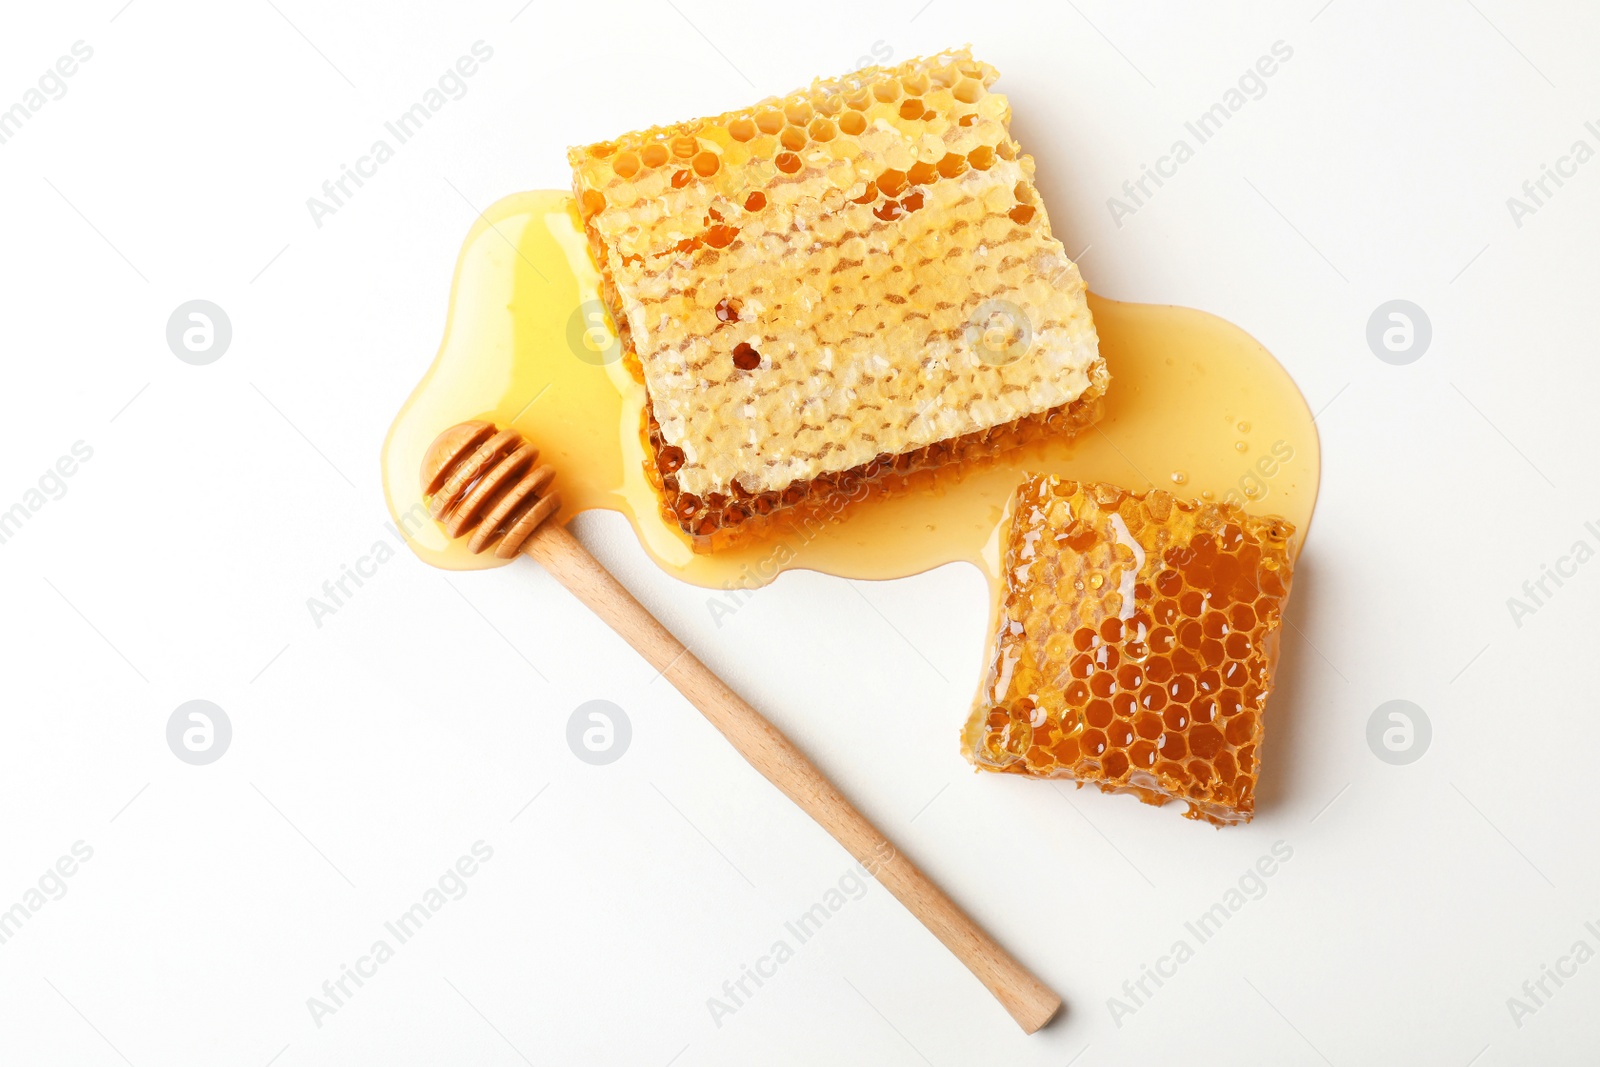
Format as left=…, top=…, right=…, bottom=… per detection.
left=960, top=476, right=1296, bottom=826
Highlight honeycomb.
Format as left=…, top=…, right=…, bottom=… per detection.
left=569, top=48, right=1106, bottom=551
left=960, top=476, right=1296, bottom=826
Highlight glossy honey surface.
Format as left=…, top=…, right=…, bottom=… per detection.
left=381, top=191, right=1320, bottom=595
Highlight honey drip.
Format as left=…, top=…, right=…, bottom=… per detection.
left=381, top=191, right=1319, bottom=598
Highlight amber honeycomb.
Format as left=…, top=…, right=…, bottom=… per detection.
left=961, top=476, right=1296, bottom=826
left=569, top=47, right=1106, bottom=551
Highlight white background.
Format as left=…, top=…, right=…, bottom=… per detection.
left=2, top=1, right=1597, bottom=1064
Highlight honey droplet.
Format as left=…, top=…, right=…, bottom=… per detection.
left=1170, top=470, right=1188, bottom=485
left=1237, top=420, right=1251, bottom=433
left=1234, top=441, right=1248, bottom=452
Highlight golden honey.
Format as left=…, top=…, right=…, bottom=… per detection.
left=380, top=189, right=1319, bottom=593
left=961, top=477, right=1295, bottom=825
left=382, top=188, right=1320, bottom=828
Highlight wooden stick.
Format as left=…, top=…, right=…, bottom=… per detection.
left=524, top=521, right=1062, bottom=1033
left=419, top=419, right=1060, bottom=1031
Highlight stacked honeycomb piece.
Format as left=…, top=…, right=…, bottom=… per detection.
left=569, top=48, right=1105, bottom=551
left=961, top=476, right=1296, bottom=825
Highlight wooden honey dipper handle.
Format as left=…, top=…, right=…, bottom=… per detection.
left=422, top=421, right=1061, bottom=1033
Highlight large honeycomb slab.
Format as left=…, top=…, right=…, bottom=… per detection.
left=569, top=48, right=1105, bottom=551
left=961, top=476, right=1296, bottom=825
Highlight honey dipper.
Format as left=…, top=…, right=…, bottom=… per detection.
left=422, top=419, right=1062, bottom=1033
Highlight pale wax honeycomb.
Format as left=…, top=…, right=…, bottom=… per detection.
left=569, top=48, right=1105, bottom=550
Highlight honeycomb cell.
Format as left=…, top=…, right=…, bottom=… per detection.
left=961, top=476, right=1297, bottom=826
left=1157, top=732, right=1186, bottom=760
left=1189, top=723, right=1225, bottom=760
left=1224, top=711, right=1257, bottom=746
left=937, top=152, right=969, bottom=178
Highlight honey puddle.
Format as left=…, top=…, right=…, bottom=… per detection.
left=382, top=190, right=1319, bottom=594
